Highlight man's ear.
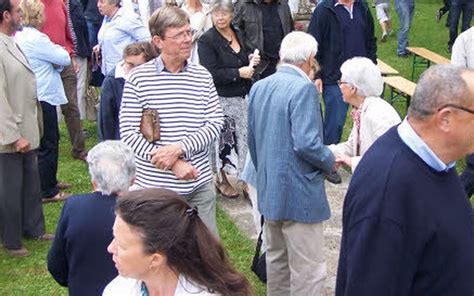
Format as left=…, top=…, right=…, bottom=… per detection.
left=152, top=35, right=163, bottom=51
left=435, top=107, right=452, bottom=132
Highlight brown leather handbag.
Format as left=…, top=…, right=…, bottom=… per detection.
left=140, top=109, right=160, bottom=142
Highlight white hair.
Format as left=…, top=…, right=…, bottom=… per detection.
left=279, top=31, right=318, bottom=65
left=87, top=141, right=136, bottom=195
left=340, top=57, right=383, bottom=97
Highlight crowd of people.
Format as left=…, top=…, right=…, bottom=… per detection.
left=0, top=0, right=473, bottom=295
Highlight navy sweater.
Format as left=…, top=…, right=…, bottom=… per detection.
left=48, top=192, right=118, bottom=296
left=336, top=127, right=474, bottom=296
left=307, top=0, right=376, bottom=84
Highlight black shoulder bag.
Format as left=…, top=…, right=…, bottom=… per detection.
left=251, top=215, right=267, bottom=283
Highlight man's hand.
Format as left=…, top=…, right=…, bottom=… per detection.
left=72, top=57, right=80, bottom=73
left=315, top=78, right=323, bottom=93
left=14, top=137, right=30, bottom=153
left=171, top=159, right=199, bottom=180
left=149, top=144, right=183, bottom=170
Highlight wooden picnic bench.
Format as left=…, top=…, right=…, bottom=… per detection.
left=406, top=47, right=450, bottom=81
left=377, top=58, right=399, bottom=76
left=383, top=76, right=417, bottom=112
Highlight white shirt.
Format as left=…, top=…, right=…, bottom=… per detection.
left=451, top=27, right=474, bottom=68
left=103, top=274, right=220, bottom=296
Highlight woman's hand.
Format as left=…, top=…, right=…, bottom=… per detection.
left=92, top=45, right=101, bottom=64
left=335, top=154, right=352, bottom=168
left=239, top=66, right=255, bottom=79
left=249, top=52, right=261, bottom=67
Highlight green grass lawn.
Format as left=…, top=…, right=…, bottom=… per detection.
left=0, top=1, right=472, bottom=295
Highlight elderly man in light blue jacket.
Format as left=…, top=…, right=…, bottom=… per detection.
left=248, top=31, right=335, bottom=296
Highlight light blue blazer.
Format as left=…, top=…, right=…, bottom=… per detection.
left=248, top=65, right=335, bottom=223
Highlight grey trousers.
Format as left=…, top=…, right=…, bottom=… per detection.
left=0, top=150, right=45, bottom=249
left=182, top=182, right=218, bottom=238
left=130, top=182, right=218, bottom=238
left=60, top=63, right=86, bottom=156
left=265, top=220, right=326, bottom=296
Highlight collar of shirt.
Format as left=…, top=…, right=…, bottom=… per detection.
left=281, top=63, right=311, bottom=82
left=397, top=117, right=455, bottom=172
left=335, top=0, right=354, bottom=19
left=105, top=7, right=123, bottom=23
left=154, top=55, right=189, bottom=73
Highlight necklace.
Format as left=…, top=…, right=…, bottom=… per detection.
left=225, top=34, right=233, bottom=45
left=218, top=29, right=233, bottom=45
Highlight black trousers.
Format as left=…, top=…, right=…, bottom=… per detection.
left=38, top=101, right=60, bottom=199
left=0, top=150, right=45, bottom=249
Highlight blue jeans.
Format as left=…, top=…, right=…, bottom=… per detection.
left=394, top=0, right=415, bottom=55
left=448, top=0, right=473, bottom=46
left=322, top=84, right=348, bottom=145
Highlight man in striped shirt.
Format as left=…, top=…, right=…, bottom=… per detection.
left=119, top=6, right=224, bottom=236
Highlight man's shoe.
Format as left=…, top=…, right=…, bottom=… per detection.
left=447, top=45, right=452, bottom=53
left=381, top=32, right=388, bottom=42
left=42, top=192, right=71, bottom=204
left=5, top=247, right=29, bottom=257
left=397, top=52, right=412, bottom=58
left=57, top=181, right=72, bottom=190
left=34, top=233, right=54, bottom=241
left=72, top=151, right=88, bottom=163
left=325, top=171, right=342, bottom=184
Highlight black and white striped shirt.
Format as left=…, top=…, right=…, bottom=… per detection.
left=119, top=57, right=224, bottom=194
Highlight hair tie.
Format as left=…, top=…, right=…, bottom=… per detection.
left=186, top=206, right=198, bottom=218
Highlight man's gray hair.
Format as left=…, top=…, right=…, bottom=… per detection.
left=105, top=0, right=120, bottom=6
left=211, top=0, right=233, bottom=14
left=87, top=141, right=136, bottom=195
left=148, top=5, right=189, bottom=38
left=279, top=31, right=318, bottom=66
left=409, top=64, right=471, bottom=119
left=340, top=57, right=383, bottom=97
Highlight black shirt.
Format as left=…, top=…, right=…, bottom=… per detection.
left=261, top=0, right=284, bottom=60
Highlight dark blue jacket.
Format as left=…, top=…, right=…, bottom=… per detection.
left=80, top=0, right=102, bottom=24
left=70, top=0, right=90, bottom=58
left=47, top=192, right=118, bottom=296
left=307, top=0, right=376, bottom=84
left=98, top=67, right=125, bottom=141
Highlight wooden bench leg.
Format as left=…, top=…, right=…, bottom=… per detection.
left=411, top=54, right=416, bottom=81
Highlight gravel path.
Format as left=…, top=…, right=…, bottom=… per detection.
left=219, top=169, right=351, bottom=295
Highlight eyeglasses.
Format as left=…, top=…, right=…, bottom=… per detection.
left=165, top=29, right=196, bottom=41
left=438, top=104, right=474, bottom=115
left=337, top=80, right=355, bottom=89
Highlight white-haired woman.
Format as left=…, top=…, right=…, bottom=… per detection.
left=329, top=57, right=401, bottom=171
left=94, top=0, right=150, bottom=76
left=48, top=141, right=136, bottom=296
